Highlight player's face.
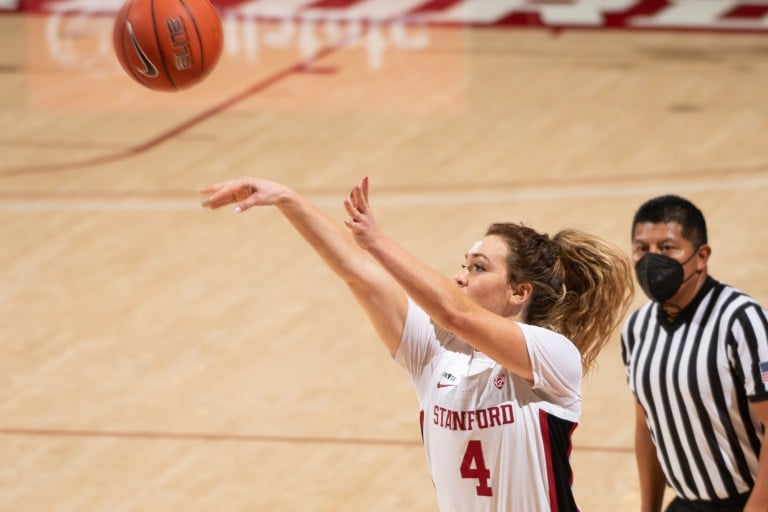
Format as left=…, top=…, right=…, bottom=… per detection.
left=454, top=235, right=514, bottom=315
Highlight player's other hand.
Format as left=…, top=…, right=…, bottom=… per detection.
left=199, top=177, right=289, bottom=212
left=344, top=176, right=382, bottom=251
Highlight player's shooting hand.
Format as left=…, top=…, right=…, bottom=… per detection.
left=343, top=176, right=382, bottom=251
left=199, top=177, right=288, bottom=212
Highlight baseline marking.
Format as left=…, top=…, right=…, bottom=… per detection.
left=1, top=175, right=767, bottom=211
left=0, top=426, right=632, bottom=452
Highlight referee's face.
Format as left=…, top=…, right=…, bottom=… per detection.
left=631, top=221, right=694, bottom=265
left=632, top=221, right=710, bottom=308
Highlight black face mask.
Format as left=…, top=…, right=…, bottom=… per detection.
left=635, top=252, right=697, bottom=303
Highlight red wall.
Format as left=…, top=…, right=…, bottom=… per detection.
left=4, top=0, right=768, bottom=33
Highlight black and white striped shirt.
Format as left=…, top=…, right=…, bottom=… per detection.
left=622, top=277, right=768, bottom=501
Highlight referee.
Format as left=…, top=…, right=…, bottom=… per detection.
left=621, top=195, right=768, bottom=512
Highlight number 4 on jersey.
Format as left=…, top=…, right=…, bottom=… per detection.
left=460, top=440, right=492, bottom=496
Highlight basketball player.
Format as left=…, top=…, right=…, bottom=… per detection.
left=621, top=195, right=768, bottom=512
left=199, top=176, right=635, bottom=511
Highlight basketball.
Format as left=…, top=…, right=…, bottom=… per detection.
left=112, top=0, right=223, bottom=92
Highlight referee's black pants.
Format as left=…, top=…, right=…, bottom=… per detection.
left=665, top=492, right=750, bottom=512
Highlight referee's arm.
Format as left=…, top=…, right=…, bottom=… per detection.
left=634, top=401, right=666, bottom=512
left=745, top=400, right=768, bottom=512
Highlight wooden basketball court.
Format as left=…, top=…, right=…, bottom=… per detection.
left=1, top=5, right=767, bottom=511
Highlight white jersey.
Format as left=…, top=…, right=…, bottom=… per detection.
left=395, top=300, right=582, bottom=512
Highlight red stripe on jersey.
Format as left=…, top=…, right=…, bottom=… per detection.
left=539, top=409, right=559, bottom=512
left=567, top=421, right=577, bottom=488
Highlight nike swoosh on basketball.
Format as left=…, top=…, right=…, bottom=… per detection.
left=126, top=21, right=159, bottom=78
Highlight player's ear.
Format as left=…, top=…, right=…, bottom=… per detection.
left=510, top=282, right=533, bottom=305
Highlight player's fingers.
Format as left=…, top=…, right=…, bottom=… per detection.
left=361, top=176, right=369, bottom=202
left=346, top=186, right=360, bottom=212
left=198, top=184, right=224, bottom=207
left=201, top=190, right=234, bottom=209
left=200, top=195, right=222, bottom=208
left=343, top=198, right=358, bottom=219
left=233, top=189, right=263, bottom=212
left=351, top=184, right=366, bottom=213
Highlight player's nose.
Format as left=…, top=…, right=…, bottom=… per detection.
left=454, top=268, right=468, bottom=287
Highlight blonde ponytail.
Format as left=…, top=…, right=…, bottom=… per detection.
left=486, top=223, right=635, bottom=374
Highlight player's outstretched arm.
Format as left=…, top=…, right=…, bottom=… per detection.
left=199, top=177, right=408, bottom=355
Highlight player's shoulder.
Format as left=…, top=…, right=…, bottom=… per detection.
left=518, top=322, right=578, bottom=354
left=518, top=322, right=569, bottom=341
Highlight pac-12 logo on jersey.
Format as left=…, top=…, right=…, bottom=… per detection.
left=493, top=374, right=505, bottom=390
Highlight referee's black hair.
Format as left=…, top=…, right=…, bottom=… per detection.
left=632, top=195, right=708, bottom=247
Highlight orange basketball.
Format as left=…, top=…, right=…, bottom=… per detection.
left=113, top=0, right=223, bottom=92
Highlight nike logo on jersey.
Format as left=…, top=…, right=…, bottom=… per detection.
left=437, top=371, right=458, bottom=389
left=126, top=21, right=159, bottom=78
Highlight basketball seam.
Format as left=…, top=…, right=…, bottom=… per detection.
left=178, top=0, right=205, bottom=81
left=150, top=0, right=177, bottom=90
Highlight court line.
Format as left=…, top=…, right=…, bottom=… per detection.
left=0, top=426, right=631, bottom=453
left=0, top=47, right=350, bottom=177
left=0, top=427, right=420, bottom=447
left=1, top=174, right=767, bottom=211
